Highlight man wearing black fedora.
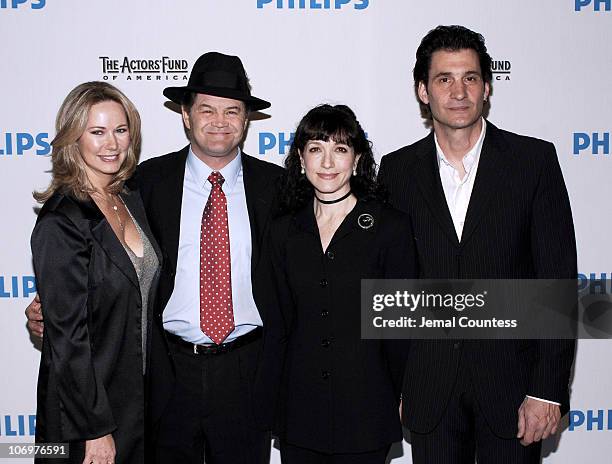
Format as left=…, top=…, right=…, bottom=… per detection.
left=136, top=52, right=284, bottom=463
left=26, top=52, right=284, bottom=463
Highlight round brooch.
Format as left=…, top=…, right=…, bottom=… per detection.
left=357, top=213, right=374, bottom=230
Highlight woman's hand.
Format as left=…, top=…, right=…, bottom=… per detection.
left=83, top=434, right=115, bottom=464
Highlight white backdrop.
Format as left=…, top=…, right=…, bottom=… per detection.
left=1, top=0, right=611, bottom=462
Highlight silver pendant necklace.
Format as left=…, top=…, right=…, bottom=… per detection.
left=109, top=195, right=125, bottom=231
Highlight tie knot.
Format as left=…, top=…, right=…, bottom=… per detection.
left=208, top=171, right=224, bottom=186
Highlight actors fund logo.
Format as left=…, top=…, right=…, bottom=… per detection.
left=491, top=59, right=511, bottom=82
left=99, top=56, right=189, bottom=82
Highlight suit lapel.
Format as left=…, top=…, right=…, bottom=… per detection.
left=242, top=153, right=275, bottom=274
left=460, top=121, right=511, bottom=245
left=86, top=199, right=140, bottom=289
left=413, top=132, right=460, bottom=247
left=155, top=147, right=188, bottom=276
left=294, top=201, right=317, bottom=236
left=293, top=200, right=377, bottom=251
left=328, top=200, right=377, bottom=248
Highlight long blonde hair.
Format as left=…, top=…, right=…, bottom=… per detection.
left=34, top=81, right=142, bottom=203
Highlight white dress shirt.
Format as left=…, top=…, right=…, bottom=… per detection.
left=435, top=118, right=486, bottom=242
left=435, top=119, right=558, bottom=406
left=163, top=147, right=262, bottom=344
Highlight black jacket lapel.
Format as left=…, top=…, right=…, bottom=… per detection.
left=86, top=199, right=140, bottom=289
left=460, top=121, right=511, bottom=245
left=328, top=200, right=377, bottom=247
left=413, top=132, right=460, bottom=247
left=293, top=200, right=377, bottom=251
left=294, top=201, right=318, bottom=236
left=155, top=147, right=188, bottom=276
left=242, top=153, right=276, bottom=274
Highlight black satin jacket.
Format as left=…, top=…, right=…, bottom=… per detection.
left=31, top=188, right=161, bottom=464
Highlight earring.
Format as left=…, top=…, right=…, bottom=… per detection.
left=300, top=166, right=305, bottom=175
left=353, top=166, right=357, bottom=176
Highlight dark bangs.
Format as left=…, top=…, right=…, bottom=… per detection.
left=277, top=103, right=385, bottom=215
left=293, top=105, right=367, bottom=153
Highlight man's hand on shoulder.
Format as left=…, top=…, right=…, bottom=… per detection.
left=517, top=397, right=561, bottom=446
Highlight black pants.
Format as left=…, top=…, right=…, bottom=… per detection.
left=410, top=366, right=541, bottom=464
left=280, top=442, right=391, bottom=464
left=153, top=337, right=270, bottom=464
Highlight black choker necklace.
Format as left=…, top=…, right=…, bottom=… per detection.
left=315, top=191, right=352, bottom=205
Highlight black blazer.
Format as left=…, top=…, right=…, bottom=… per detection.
left=131, top=146, right=284, bottom=432
left=267, top=199, right=417, bottom=453
left=31, top=188, right=161, bottom=464
left=378, top=121, right=577, bottom=438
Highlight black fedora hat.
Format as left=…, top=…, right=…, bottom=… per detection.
left=163, top=52, right=271, bottom=111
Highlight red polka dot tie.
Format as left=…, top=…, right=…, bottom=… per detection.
left=200, top=171, right=234, bottom=344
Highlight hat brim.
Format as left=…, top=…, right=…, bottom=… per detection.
left=163, top=85, right=271, bottom=111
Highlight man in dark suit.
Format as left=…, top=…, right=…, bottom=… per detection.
left=27, top=52, right=283, bottom=464
left=135, top=52, right=283, bottom=464
left=378, top=26, right=576, bottom=463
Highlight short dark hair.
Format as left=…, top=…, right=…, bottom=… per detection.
left=278, top=104, right=382, bottom=214
left=413, top=25, right=493, bottom=94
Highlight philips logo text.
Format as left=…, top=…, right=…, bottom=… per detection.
left=0, top=132, right=50, bottom=156
left=573, top=132, right=610, bottom=155
left=578, top=273, right=612, bottom=293
left=569, top=410, right=612, bottom=431
left=258, top=131, right=369, bottom=155
left=257, top=0, right=369, bottom=10
left=0, top=276, right=36, bottom=298
left=575, top=0, right=611, bottom=11
left=0, top=415, right=36, bottom=436
left=259, top=132, right=295, bottom=155
left=0, top=0, right=44, bottom=8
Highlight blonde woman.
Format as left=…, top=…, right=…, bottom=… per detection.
left=32, top=82, right=160, bottom=464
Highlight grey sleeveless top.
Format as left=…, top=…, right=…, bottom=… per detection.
left=122, top=207, right=159, bottom=374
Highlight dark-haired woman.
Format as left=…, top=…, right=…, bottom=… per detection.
left=267, top=104, right=417, bottom=463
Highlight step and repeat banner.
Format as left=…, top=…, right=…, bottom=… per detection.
left=1, top=1, right=611, bottom=462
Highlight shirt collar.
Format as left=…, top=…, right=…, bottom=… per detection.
left=186, top=146, right=242, bottom=194
left=435, top=117, right=487, bottom=174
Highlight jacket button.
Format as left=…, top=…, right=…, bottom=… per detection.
left=321, top=310, right=329, bottom=317
left=320, top=278, right=328, bottom=287
left=321, top=370, right=330, bottom=379
left=454, top=342, right=461, bottom=349
left=321, top=339, right=331, bottom=347
left=326, top=251, right=335, bottom=260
